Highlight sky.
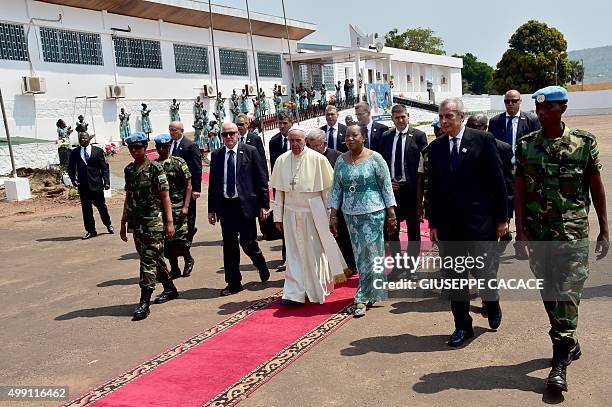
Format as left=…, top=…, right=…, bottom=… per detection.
left=214, top=0, right=612, bottom=66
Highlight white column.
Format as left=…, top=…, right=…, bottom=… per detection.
left=354, top=52, right=361, bottom=102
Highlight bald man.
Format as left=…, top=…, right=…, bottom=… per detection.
left=488, top=90, right=540, bottom=163
left=169, top=121, right=202, bottom=276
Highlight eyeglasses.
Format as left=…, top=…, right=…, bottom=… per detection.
left=221, top=131, right=238, bottom=137
left=504, top=99, right=520, bottom=104
left=236, top=123, right=247, bottom=127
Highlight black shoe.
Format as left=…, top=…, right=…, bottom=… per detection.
left=82, top=231, right=97, bottom=240
left=133, top=288, right=153, bottom=321
left=280, top=299, right=303, bottom=306
left=107, top=225, right=115, bottom=234
left=448, top=327, right=474, bottom=347
left=487, top=306, right=502, bottom=330
left=259, top=267, right=270, bottom=283
left=277, top=262, right=286, bottom=272
left=220, top=285, right=244, bottom=296
left=481, top=301, right=488, bottom=318
left=153, top=289, right=179, bottom=304
left=183, top=257, right=195, bottom=278
left=169, top=268, right=182, bottom=280
left=546, top=361, right=568, bottom=392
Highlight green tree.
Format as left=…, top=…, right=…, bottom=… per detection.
left=453, top=53, right=493, bottom=94
left=491, top=20, right=569, bottom=94
left=568, top=60, right=584, bottom=84
left=384, top=27, right=445, bottom=55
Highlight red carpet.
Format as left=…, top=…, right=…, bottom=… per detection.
left=67, top=279, right=358, bottom=407
left=145, top=149, right=210, bottom=183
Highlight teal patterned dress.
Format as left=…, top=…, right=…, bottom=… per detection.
left=193, top=118, right=205, bottom=149
left=119, top=113, right=131, bottom=140
left=328, top=152, right=396, bottom=304
left=141, top=109, right=152, bottom=134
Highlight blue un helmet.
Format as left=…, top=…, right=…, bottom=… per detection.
left=154, top=133, right=172, bottom=146
left=532, top=86, right=568, bottom=103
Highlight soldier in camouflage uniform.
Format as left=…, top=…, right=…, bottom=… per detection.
left=120, top=132, right=179, bottom=321
left=154, top=134, right=194, bottom=279
left=515, top=86, right=609, bottom=392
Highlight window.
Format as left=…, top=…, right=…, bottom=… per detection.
left=0, top=22, right=29, bottom=61
left=113, top=37, right=162, bottom=69
left=174, top=44, right=208, bottom=74
left=257, top=52, right=282, bottom=77
left=219, top=48, right=248, bottom=76
left=323, top=64, right=334, bottom=88
left=40, top=27, right=102, bottom=65
left=441, top=76, right=447, bottom=84
left=298, top=64, right=310, bottom=85
left=311, top=64, right=322, bottom=88
left=406, top=74, right=411, bottom=83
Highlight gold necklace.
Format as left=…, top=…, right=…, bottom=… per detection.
left=350, top=148, right=364, bottom=166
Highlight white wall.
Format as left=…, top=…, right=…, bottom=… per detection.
left=0, top=0, right=296, bottom=144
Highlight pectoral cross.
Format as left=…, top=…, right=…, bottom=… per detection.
left=290, top=177, right=297, bottom=191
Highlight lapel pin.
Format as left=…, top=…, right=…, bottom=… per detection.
left=462, top=148, right=468, bottom=153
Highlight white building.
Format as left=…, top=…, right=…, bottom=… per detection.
left=0, top=0, right=314, bottom=145
left=0, top=2, right=461, bottom=148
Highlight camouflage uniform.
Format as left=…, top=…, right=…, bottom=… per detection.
left=124, top=158, right=171, bottom=289
left=516, top=124, right=602, bottom=347
left=157, top=156, right=191, bottom=257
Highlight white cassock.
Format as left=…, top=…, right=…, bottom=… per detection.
left=270, top=147, right=345, bottom=304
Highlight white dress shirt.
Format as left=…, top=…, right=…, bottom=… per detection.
left=326, top=123, right=339, bottom=149
left=366, top=120, right=373, bottom=148
left=171, top=136, right=184, bottom=155
left=223, top=144, right=239, bottom=199
left=80, top=145, right=92, bottom=164
left=506, top=113, right=519, bottom=164
left=449, top=126, right=465, bottom=154
left=390, top=128, right=410, bottom=181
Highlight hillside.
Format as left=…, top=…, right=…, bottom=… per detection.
left=568, top=45, right=612, bottom=83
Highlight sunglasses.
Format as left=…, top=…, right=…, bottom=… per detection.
left=504, top=99, right=520, bottom=104
left=221, top=131, right=238, bottom=137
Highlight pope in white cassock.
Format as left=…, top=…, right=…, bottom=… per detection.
left=270, top=125, right=345, bottom=305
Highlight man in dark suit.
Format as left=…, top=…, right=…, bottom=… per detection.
left=424, top=98, right=508, bottom=347
left=488, top=90, right=540, bottom=162
left=169, top=121, right=202, bottom=253
left=320, top=105, right=348, bottom=152
left=67, top=131, right=113, bottom=239
left=269, top=109, right=293, bottom=173
left=380, top=104, right=428, bottom=263
left=306, top=128, right=356, bottom=273
left=208, top=122, right=271, bottom=296
left=355, top=101, right=389, bottom=152
left=235, top=113, right=267, bottom=177
left=467, top=113, right=514, bottom=234
left=267, top=109, right=294, bottom=269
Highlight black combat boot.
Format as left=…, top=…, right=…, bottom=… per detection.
left=153, top=273, right=179, bottom=304
left=133, top=288, right=153, bottom=321
left=547, top=343, right=570, bottom=392
left=168, top=256, right=182, bottom=280
left=183, top=254, right=195, bottom=278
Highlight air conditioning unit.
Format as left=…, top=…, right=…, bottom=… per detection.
left=203, top=84, right=215, bottom=97
left=22, top=76, right=46, bottom=94
left=106, top=85, right=126, bottom=98
left=245, top=84, right=256, bottom=96
left=280, top=85, right=288, bottom=96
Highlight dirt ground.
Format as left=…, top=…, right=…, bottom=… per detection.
left=1, top=116, right=611, bottom=406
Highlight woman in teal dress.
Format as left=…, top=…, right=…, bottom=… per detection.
left=140, top=103, right=153, bottom=139
left=192, top=114, right=206, bottom=155
left=328, top=124, right=397, bottom=317
left=170, top=99, right=181, bottom=122
left=119, top=108, right=131, bottom=144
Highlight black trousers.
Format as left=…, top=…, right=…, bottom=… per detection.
left=385, top=184, right=421, bottom=262
left=79, top=187, right=111, bottom=233
left=220, top=199, right=268, bottom=288
left=187, top=199, right=197, bottom=240
left=438, top=236, right=500, bottom=330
